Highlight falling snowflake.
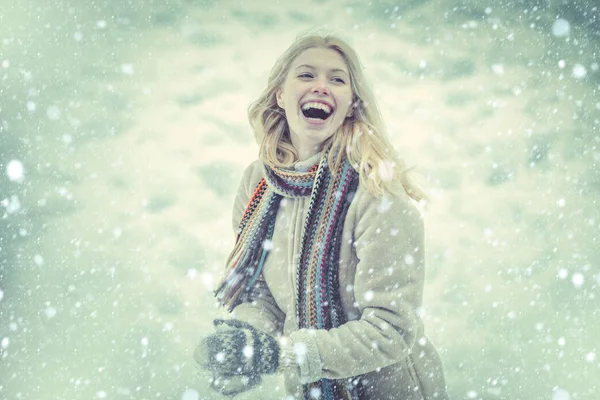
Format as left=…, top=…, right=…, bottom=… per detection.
left=552, top=388, right=570, bottom=400
left=551, top=19, right=570, bottom=37
left=6, top=160, right=24, bottom=182
left=571, top=64, right=587, bottom=79
left=46, top=105, right=61, bottom=120
left=571, top=273, right=584, bottom=288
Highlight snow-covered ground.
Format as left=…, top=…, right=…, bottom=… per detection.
left=1, top=1, right=598, bottom=399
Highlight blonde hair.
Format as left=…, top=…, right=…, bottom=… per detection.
left=247, top=32, right=427, bottom=202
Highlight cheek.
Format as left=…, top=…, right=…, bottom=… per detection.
left=337, top=96, right=353, bottom=116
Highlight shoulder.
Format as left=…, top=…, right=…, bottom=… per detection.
left=242, top=159, right=265, bottom=181
left=238, top=159, right=265, bottom=194
left=350, top=178, right=423, bottom=235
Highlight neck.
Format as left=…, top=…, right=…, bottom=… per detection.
left=296, top=145, right=321, bottom=161
left=291, top=138, right=324, bottom=161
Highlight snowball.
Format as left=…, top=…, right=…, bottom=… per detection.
left=214, top=352, right=225, bottom=362
left=557, top=337, right=565, bottom=346
left=552, top=388, right=570, bottom=400
left=113, top=227, right=122, bottom=238
left=585, top=352, right=596, bottom=362
left=26, top=101, right=36, bottom=111
left=34, top=254, right=44, bottom=266
left=141, top=337, right=149, bottom=346
left=309, top=388, right=322, bottom=399
left=467, top=390, right=478, bottom=398
left=96, top=20, right=107, bottom=29
left=2, top=60, right=8, bottom=68
left=0, top=337, right=8, bottom=349
left=404, top=254, right=414, bottom=265
left=0, top=289, right=3, bottom=302
left=419, top=60, right=427, bottom=69
left=552, top=19, right=570, bottom=37
left=558, top=60, right=566, bottom=69
left=6, top=159, right=24, bottom=182
left=364, top=290, right=374, bottom=301
left=243, top=345, right=254, bottom=358
left=262, top=239, right=273, bottom=251
left=46, top=105, right=61, bottom=120
left=73, top=31, right=83, bottom=41
left=557, top=198, right=565, bottom=207
left=571, top=273, right=584, bottom=288
left=95, top=391, right=107, bottom=399
left=571, top=64, right=587, bottom=79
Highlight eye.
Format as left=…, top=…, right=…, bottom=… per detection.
left=332, top=77, right=346, bottom=84
left=298, top=73, right=313, bottom=79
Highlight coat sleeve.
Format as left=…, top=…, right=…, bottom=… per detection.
left=288, top=183, right=426, bottom=382
left=227, top=160, right=286, bottom=337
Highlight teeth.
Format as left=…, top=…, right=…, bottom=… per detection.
left=301, top=102, right=332, bottom=114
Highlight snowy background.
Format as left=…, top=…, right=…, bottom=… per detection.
left=0, top=0, right=598, bottom=399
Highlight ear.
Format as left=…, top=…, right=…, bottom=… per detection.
left=276, top=88, right=284, bottom=108
left=347, top=99, right=357, bottom=117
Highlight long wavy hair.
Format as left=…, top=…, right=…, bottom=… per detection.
left=247, top=32, right=427, bottom=202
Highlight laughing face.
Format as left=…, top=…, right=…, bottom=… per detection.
left=276, top=47, right=354, bottom=160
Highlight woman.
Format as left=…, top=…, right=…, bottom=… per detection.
left=194, top=33, right=449, bottom=400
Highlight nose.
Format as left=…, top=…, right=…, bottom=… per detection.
left=311, top=79, right=330, bottom=96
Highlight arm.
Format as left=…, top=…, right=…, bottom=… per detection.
left=227, top=160, right=286, bottom=336
left=289, top=183, right=426, bottom=382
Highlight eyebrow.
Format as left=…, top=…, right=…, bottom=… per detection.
left=295, top=64, right=349, bottom=76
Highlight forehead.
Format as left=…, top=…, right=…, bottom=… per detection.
left=290, top=47, right=349, bottom=74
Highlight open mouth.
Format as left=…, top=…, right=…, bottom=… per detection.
left=301, top=102, right=333, bottom=121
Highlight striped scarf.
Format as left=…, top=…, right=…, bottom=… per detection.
left=215, top=150, right=363, bottom=400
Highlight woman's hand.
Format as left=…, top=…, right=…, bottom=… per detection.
left=194, top=319, right=282, bottom=395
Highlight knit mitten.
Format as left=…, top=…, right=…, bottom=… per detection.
left=194, top=319, right=280, bottom=378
